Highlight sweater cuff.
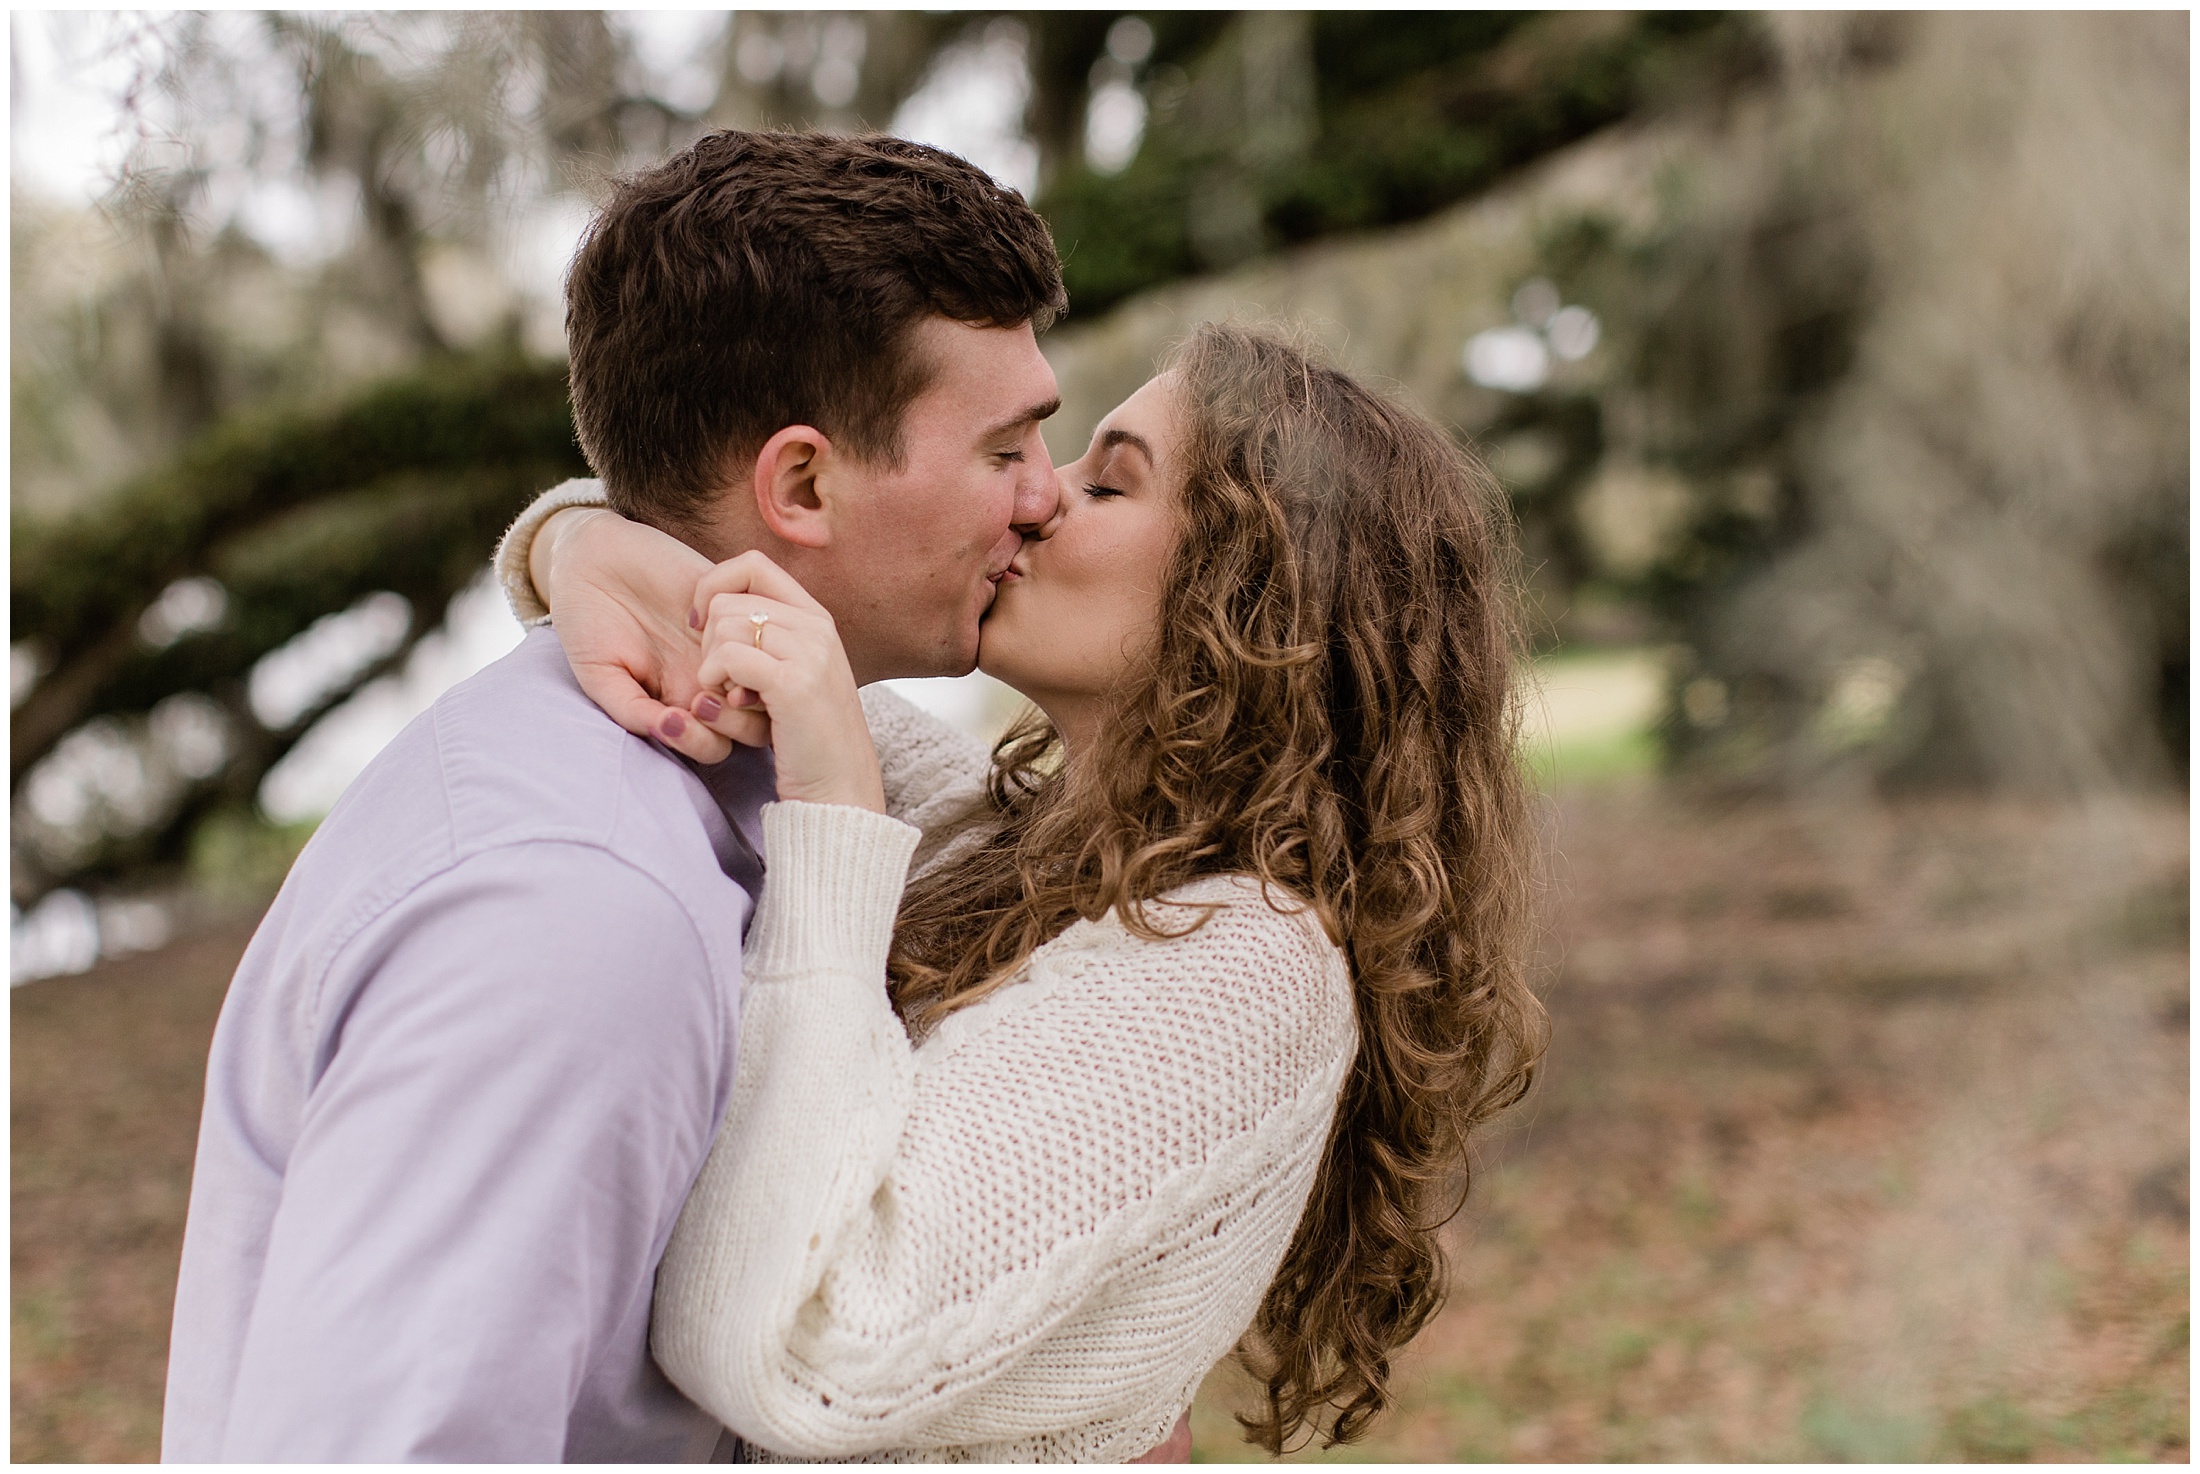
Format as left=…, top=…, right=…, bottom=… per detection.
left=493, top=477, right=612, bottom=626
left=745, top=802, right=922, bottom=984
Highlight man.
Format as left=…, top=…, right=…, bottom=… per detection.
left=163, top=131, right=1067, bottom=1462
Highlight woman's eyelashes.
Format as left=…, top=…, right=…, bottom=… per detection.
left=1082, top=481, right=1125, bottom=500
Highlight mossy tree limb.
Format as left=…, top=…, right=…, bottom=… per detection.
left=12, top=352, right=586, bottom=782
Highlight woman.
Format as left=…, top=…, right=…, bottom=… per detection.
left=501, top=325, right=1545, bottom=1460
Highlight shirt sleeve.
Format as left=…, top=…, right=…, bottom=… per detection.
left=650, top=804, right=1357, bottom=1460
left=218, top=841, right=729, bottom=1461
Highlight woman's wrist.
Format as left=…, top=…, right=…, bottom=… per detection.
left=746, top=802, right=921, bottom=981
left=766, top=701, right=887, bottom=813
left=774, top=770, right=888, bottom=815
left=494, top=479, right=613, bottom=625
left=530, top=506, right=619, bottom=618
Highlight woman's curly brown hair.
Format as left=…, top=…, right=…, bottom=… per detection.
left=885, top=322, right=1547, bottom=1453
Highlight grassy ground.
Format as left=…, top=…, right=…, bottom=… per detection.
left=12, top=782, right=2187, bottom=1461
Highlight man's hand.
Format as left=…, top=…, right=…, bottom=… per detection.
left=532, top=508, right=738, bottom=763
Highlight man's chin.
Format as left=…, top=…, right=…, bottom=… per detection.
left=876, top=594, right=989, bottom=682
left=914, top=630, right=984, bottom=682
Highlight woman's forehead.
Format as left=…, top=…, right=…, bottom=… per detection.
left=1093, top=371, right=1181, bottom=452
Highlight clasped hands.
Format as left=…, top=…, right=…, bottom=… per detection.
left=535, top=509, right=885, bottom=813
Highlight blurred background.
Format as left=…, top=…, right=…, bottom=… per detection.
left=11, top=10, right=2187, bottom=1461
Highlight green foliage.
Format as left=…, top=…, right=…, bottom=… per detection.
left=1799, top=1395, right=1934, bottom=1462
left=13, top=351, right=578, bottom=665
left=1039, top=12, right=1745, bottom=317
left=187, top=809, right=320, bottom=907
left=11, top=351, right=584, bottom=777
left=1042, top=146, right=1207, bottom=315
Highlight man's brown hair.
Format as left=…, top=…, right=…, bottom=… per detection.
left=565, top=130, right=1067, bottom=534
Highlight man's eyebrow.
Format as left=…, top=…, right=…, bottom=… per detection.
left=982, top=397, right=1061, bottom=441
left=1098, top=427, right=1155, bottom=462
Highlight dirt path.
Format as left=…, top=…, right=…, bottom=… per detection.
left=1194, top=788, right=2188, bottom=1460
left=12, top=921, right=258, bottom=1462
left=12, top=792, right=2187, bottom=1461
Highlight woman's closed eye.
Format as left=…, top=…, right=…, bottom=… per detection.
left=1083, top=482, right=1126, bottom=500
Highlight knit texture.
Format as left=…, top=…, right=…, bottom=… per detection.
left=653, top=751, right=1357, bottom=1460
left=859, top=687, right=998, bottom=876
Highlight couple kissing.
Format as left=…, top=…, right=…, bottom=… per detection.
left=163, top=130, right=1545, bottom=1463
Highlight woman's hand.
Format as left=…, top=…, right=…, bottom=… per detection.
left=531, top=507, right=736, bottom=764
left=691, top=552, right=886, bottom=813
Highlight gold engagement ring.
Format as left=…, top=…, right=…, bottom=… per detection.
left=750, top=611, right=770, bottom=648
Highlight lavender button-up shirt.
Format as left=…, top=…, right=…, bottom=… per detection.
left=163, top=627, right=773, bottom=1462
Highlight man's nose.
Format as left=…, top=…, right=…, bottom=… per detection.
left=1012, top=459, right=1064, bottom=538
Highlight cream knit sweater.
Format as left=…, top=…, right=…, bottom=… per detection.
left=495, top=489, right=1360, bottom=1462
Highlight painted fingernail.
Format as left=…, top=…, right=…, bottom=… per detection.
left=688, top=607, right=703, bottom=630
left=694, top=694, right=723, bottom=721
left=660, top=710, right=687, bottom=739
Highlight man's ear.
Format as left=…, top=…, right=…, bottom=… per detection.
left=751, top=425, right=837, bottom=549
